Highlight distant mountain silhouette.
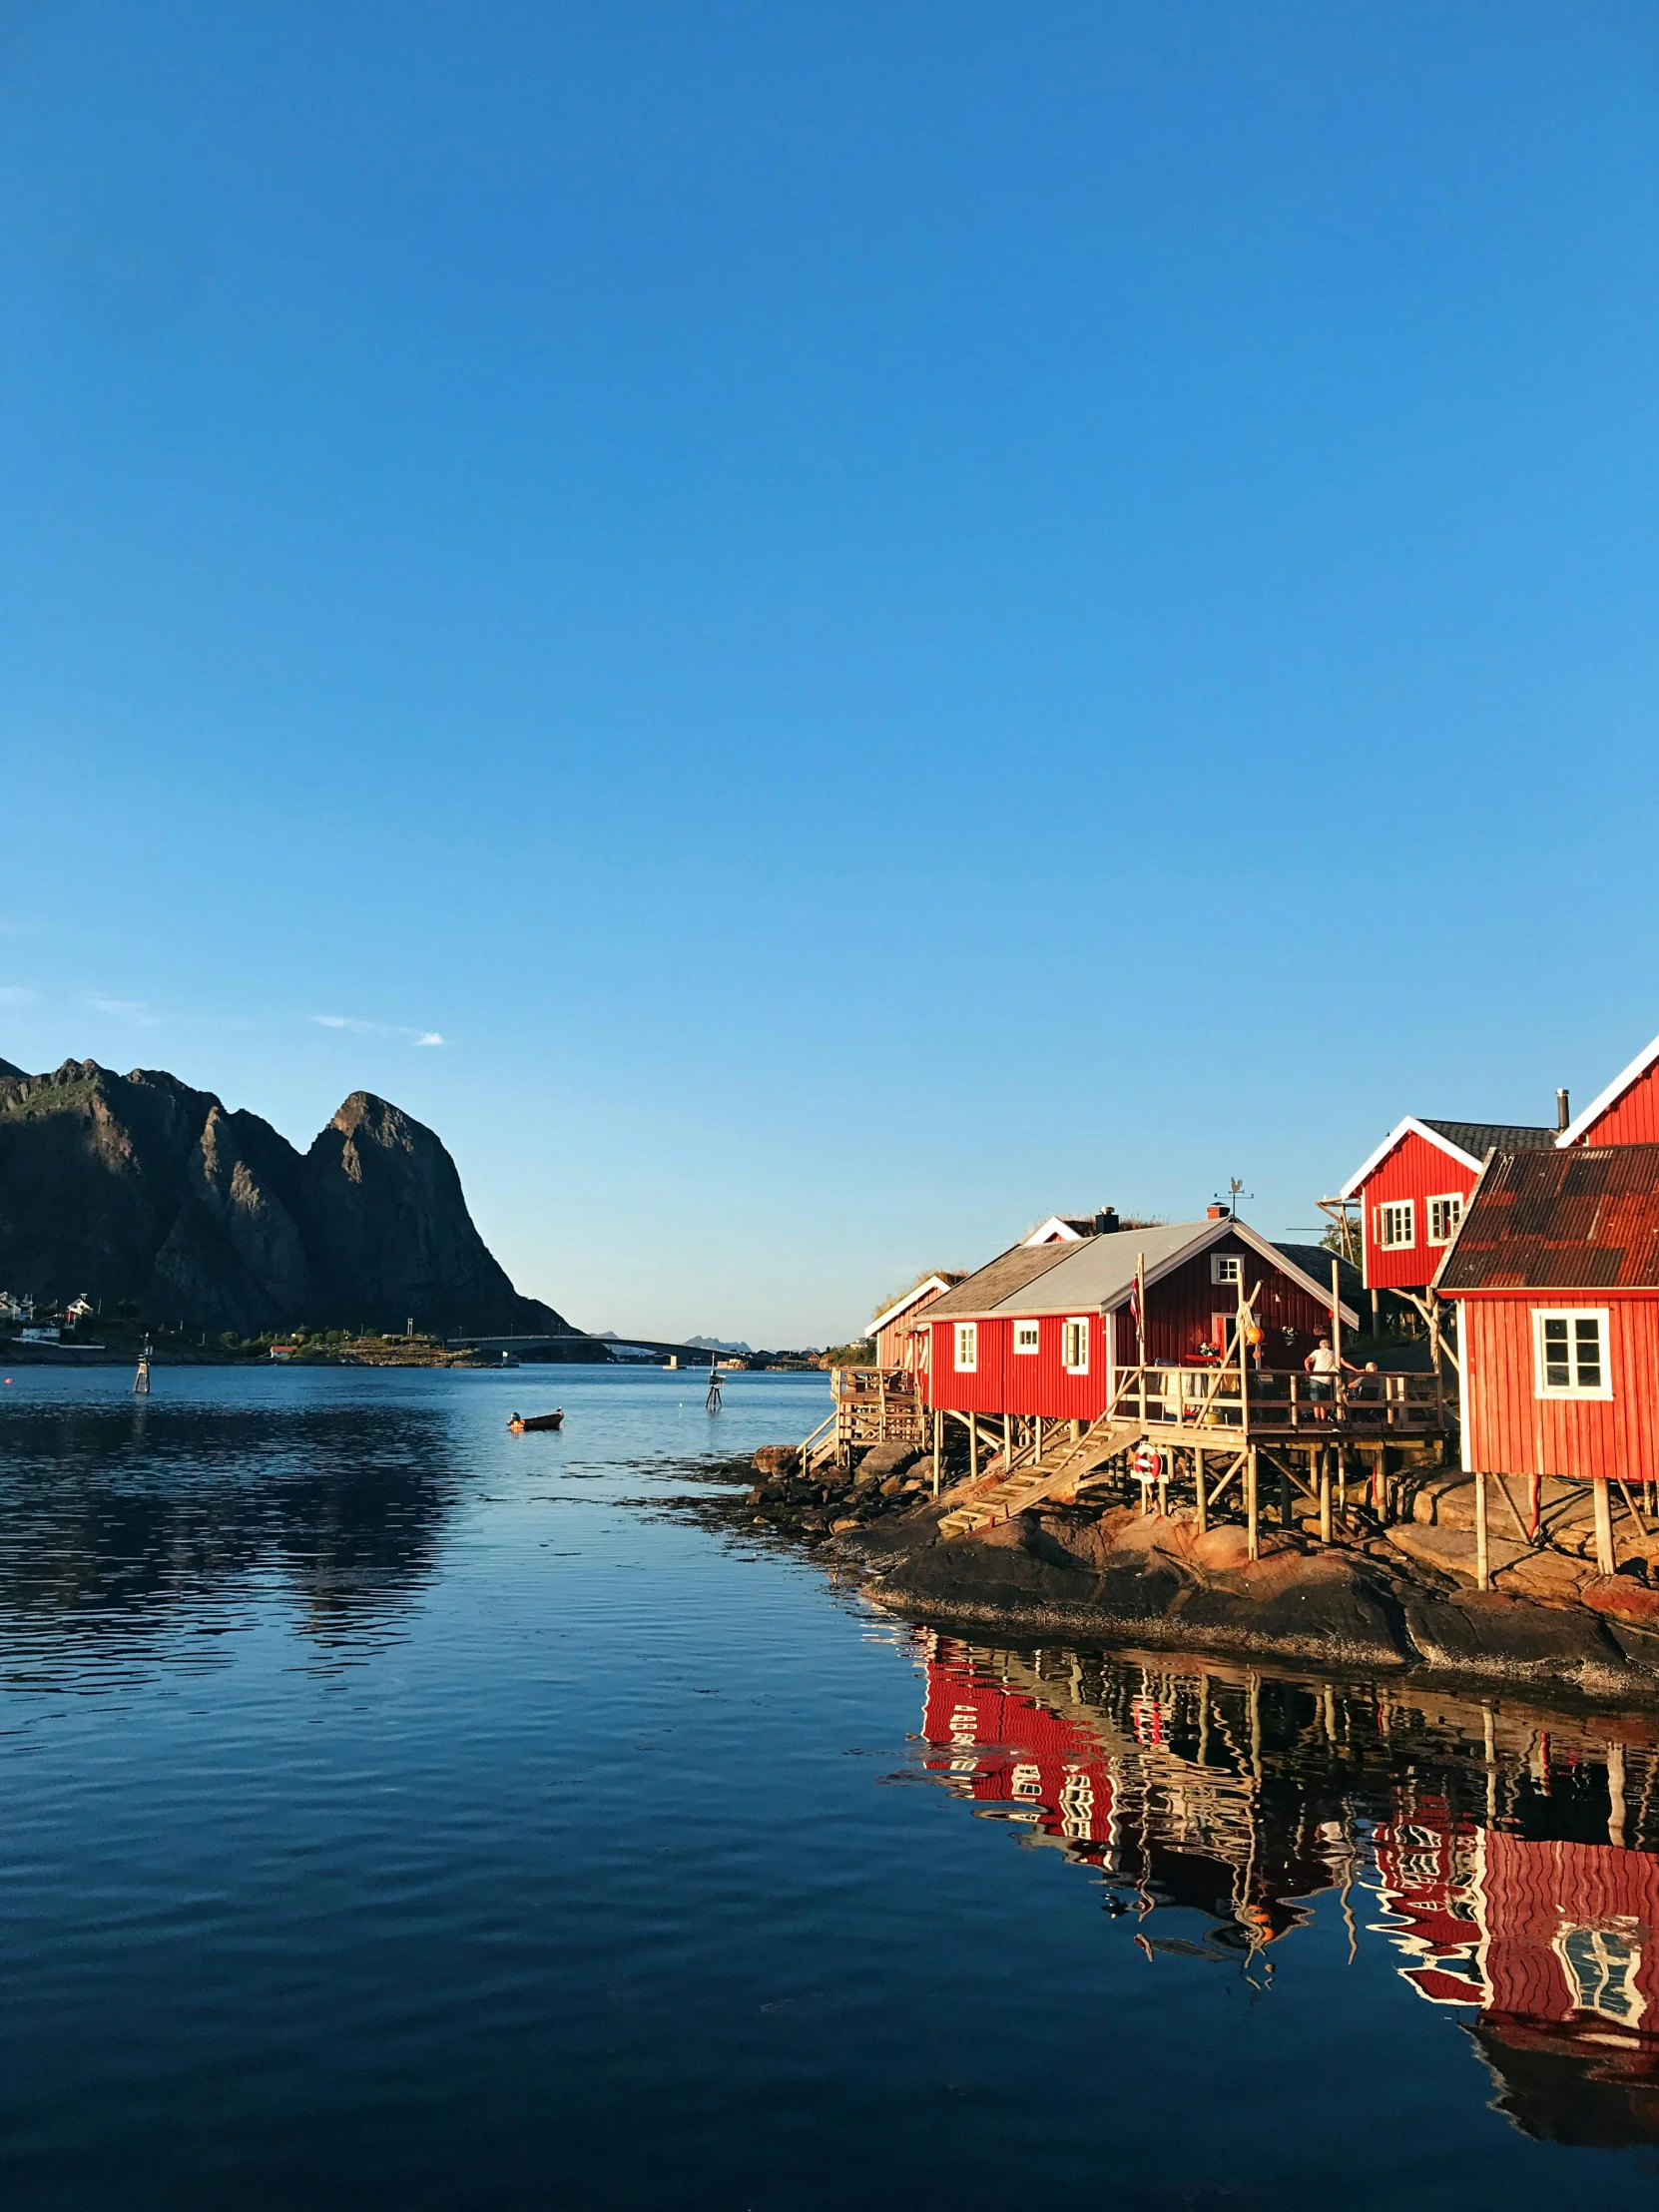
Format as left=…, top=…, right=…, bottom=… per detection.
left=0, top=1058, right=574, bottom=1338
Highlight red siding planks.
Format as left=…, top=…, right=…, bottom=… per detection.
left=1358, top=1129, right=1479, bottom=1292
left=1457, top=1293, right=1659, bottom=1485
left=1575, top=1062, right=1659, bottom=1146
left=927, top=1314, right=1106, bottom=1421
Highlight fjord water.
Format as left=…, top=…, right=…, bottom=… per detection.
left=1, top=1369, right=1655, bottom=2208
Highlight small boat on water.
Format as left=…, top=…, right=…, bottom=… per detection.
left=508, top=1409, right=564, bottom=1433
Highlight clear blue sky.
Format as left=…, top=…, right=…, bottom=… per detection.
left=3, top=3, right=1658, bottom=1345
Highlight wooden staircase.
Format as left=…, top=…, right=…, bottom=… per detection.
left=936, top=1413, right=1146, bottom=1540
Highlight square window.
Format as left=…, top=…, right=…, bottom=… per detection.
left=1061, top=1318, right=1090, bottom=1374
left=1532, top=1309, right=1611, bottom=1399
left=1211, top=1254, right=1243, bottom=1286
left=1013, top=1320, right=1040, bottom=1356
left=953, top=1323, right=977, bottom=1374
left=1377, top=1201, right=1415, bottom=1251
left=1427, top=1194, right=1463, bottom=1247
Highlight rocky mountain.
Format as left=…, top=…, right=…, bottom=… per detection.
left=0, top=1059, right=574, bottom=1340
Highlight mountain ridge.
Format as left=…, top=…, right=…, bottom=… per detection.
left=0, top=1057, right=572, bottom=1339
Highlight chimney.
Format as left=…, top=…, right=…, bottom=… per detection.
left=1556, top=1087, right=1570, bottom=1133
left=1207, top=1204, right=1228, bottom=1220
left=1093, top=1208, right=1120, bottom=1235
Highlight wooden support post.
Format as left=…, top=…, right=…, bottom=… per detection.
left=1194, top=1444, right=1207, bottom=1535
left=969, top=1416, right=980, bottom=1487
left=1371, top=1287, right=1382, bottom=1341
left=1157, top=1454, right=1168, bottom=1517
left=1594, top=1478, right=1616, bottom=1577
left=1474, top=1466, right=1488, bottom=1591
left=1246, top=1447, right=1260, bottom=1562
left=1279, top=1459, right=1293, bottom=1529
left=931, top=1409, right=941, bottom=1500
left=1319, top=1449, right=1332, bottom=1546
left=1034, top=1415, right=1044, bottom=1463
left=1003, top=1411, right=1011, bottom=1468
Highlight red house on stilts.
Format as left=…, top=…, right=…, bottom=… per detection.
left=922, top=1214, right=1357, bottom=1427
left=1434, top=1141, right=1659, bottom=1575
left=1339, top=1112, right=1559, bottom=1300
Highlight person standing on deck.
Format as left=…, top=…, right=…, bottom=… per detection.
left=1304, top=1336, right=1357, bottom=1419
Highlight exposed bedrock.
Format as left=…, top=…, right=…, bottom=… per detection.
left=840, top=1487, right=1659, bottom=1695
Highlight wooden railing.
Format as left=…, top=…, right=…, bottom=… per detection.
left=819, top=1366, right=926, bottom=1465
left=1107, top=1363, right=1447, bottom=1437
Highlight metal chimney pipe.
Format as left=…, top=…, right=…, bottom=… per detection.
left=1556, top=1087, right=1570, bottom=1132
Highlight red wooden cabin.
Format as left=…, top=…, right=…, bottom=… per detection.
left=1558, top=1030, right=1659, bottom=1148
left=1339, top=1115, right=1556, bottom=1294
left=921, top=1216, right=1356, bottom=1423
left=867, top=1273, right=960, bottom=1374
left=1435, top=1144, right=1659, bottom=1548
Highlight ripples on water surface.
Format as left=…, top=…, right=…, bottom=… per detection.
left=2, top=1365, right=1658, bottom=2207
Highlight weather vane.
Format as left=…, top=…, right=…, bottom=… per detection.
left=1213, top=1177, right=1253, bottom=1215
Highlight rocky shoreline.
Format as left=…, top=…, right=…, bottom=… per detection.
left=736, top=1440, right=1659, bottom=1701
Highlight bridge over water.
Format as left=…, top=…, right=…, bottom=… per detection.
left=447, top=1332, right=725, bottom=1366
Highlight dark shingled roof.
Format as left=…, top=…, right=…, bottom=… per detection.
left=1274, top=1245, right=1364, bottom=1309
left=1420, top=1119, right=1557, bottom=1160
left=1438, top=1145, right=1659, bottom=1293
left=923, top=1243, right=1076, bottom=1320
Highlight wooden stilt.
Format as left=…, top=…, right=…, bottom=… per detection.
left=1034, top=1415, right=1044, bottom=1463
left=1609, top=1741, right=1628, bottom=1849
left=1246, top=1447, right=1260, bottom=1562
left=1594, top=1478, right=1616, bottom=1577
left=1474, top=1466, right=1488, bottom=1591
left=1194, top=1444, right=1207, bottom=1535
left=931, top=1409, right=941, bottom=1500
left=1003, top=1411, right=1012, bottom=1469
left=1157, top=1454, right=1168, bottom=1517
left=1278, top=1460, right=1293, bottom=1529
left=1319, top=1449, right=1332, bottom=1546
left=968, top=1416, right=979, bottom=1487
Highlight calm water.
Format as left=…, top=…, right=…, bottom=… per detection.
left=2, top=1364, right=1658, bottom=2209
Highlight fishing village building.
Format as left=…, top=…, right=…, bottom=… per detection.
left=1338, top=1112, right=1560, bottom=1296
left=1435, top=1140, right=1659, bottom=1577
left=1556, top=1030, right=1659, bottom=1147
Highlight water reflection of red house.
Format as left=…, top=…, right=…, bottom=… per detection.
left=920, top=1655, right=1118, bottom=1862
left=1376, top=1807, right=1659, bottom=2142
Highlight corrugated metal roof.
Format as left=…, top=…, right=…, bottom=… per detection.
left=1438, top=1144, right=1659, bottom=1292
left=1419, top=1119, right=1556, bottom=1159
left=923, top=1244, right=1076, bottom=1320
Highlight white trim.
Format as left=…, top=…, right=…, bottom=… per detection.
left=1425, top=1193, right=1463, bottom=1248
left=1022, top=1215, right=1089, bottom=1246
left=1556, top=1032, right=1659, bottom=1147
left=1456, top=1303, right=1472, bottom=1471
left=952, top=1322, right=978, bottom=1374
left=1532, top=1307, right=1612, bottom=1400
left=1211, top=1252, right=1243, bottom=1287
left=1376, top=1198, right=1417, bottom=1252
left=869, top=1274, right=956, bottom=1335
left=1338, top=1116, right=1486, bottom=1200
left=1061, top=1317, right=1090, bottom=1375
left=1012, top=1319, right=1040, bottom=1357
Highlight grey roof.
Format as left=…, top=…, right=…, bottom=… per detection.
left=923, top=1244, right=1076, bottom=1320
left=977, top=1222, right=1220, bottom=1317
left=1273, top=1245, right=1363, bottom=1308
left=1420, top=1119, right=1556, bottom=1160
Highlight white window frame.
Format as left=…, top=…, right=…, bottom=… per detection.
left=1012, top=1319, right=1040, bottom=1357
left=1532, top=1307, right=1612, bottom=1401
left=1376, top=1200, right=1416, bottom=1251
left=1061, top=1317, right=1090, bottom=1375
left=953, top=1322, right=978, bottom=1374
left=1211, top=1253, right=1243, bottom=1287
left=1426, top=1193, right=1463, bottom=1248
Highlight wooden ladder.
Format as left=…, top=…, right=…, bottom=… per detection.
left=937, top=1413, right=1146, bottom=1539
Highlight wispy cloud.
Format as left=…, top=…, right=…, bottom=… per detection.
left=312, top=1014, right=447, bottom=1048
left=86, top=995, right=162, bottom=1027
left=0, top=985, right=40, bottom=1007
